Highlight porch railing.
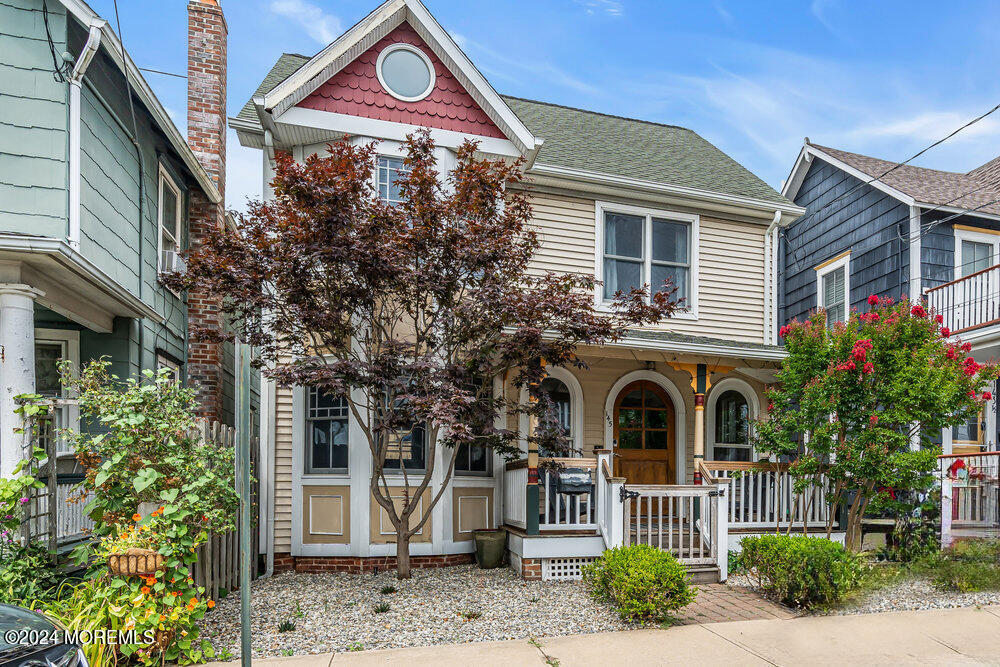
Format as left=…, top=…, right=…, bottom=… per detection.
left=621, top=484, right=725, bottom=566
left=502, top=457, right=598, bottom=532
left=924, top=263, right=1000, bottom=335
left=702, top=461, right=831, bottom=529
left=940, top=451, right=1000, bottom=547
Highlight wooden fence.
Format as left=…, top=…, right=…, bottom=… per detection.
left=18, top=417, right=260, bottom=594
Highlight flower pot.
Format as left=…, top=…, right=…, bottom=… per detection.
left=472, top=529, right=506, bottom=569
left=108, top=548, right=164, bottom=577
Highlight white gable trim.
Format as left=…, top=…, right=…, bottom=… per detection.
left=276, top=107, right=520, bottom=157
left=260, top=0, right=538, bottom=155
left=782, top=144, right=914, bottom=207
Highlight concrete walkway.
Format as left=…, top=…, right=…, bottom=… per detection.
left=230, top=605, right=1000, bottom=666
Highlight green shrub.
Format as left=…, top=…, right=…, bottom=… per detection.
left=0, top=541, right=61, bottom=605
left=916, top=539, right=1000, bottom=592
left=582, top=545, right=696, bottom=621
left=738, top=535, right=864, bottom=608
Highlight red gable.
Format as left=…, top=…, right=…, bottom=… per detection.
left=298, top=23, right=506, bottom=140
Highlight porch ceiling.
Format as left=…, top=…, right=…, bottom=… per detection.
left=579, top=330, right=785, bottom=365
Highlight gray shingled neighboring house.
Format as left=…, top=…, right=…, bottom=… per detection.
left=781, top=140, right=1000, bottom=454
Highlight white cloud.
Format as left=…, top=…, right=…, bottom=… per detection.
left=849, top=111, right=1000, bottom=143
left=459, top=35, right=601, bottom=96
left=573, top=0, right=623, bottom=17
left=269, top=0, right=341, bottom=45
left=714, top=3, right=736, bottom=28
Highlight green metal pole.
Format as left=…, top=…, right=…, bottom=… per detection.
left=236, top=340, right=252, bottom=666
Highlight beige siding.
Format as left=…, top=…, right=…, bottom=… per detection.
left=525, top=192, right=767, bottom=343
left=274, top=385, right=294, bottom=552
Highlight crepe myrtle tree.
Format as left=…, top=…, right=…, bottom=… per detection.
left=166, top=130, right=678, bottom=578
left=754, top=295, right=998, bottom=551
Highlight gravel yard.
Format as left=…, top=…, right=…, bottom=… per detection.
left=727, top=573, right=1000, bottom=616
left=201, top=565, right=635, bottom=659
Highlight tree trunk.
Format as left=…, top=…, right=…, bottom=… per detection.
left=396, top=532, right=412, bottom=579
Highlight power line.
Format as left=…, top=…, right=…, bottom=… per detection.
left=138, top=66, right=187, bottom=79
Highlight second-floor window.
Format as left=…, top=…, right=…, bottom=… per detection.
left=377, top=156, right=407, bottom=204
left=956, top=228, right=1000, bottom=278
left=599, top=204, right=695, bottom=307
left=816, top=252, right=850, bottom=327
left=158, top=167, right=182, bottom=274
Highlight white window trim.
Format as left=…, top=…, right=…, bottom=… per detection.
left=815, top=251, right=851, bottom=323
left=953, top=226, right=1000, bottom=279
left=155, top=353, right=181, bottom=383
left=157, top=165, right=182, bottom=277
left=594, top=201, right=699, bottom=321
left=376, top=43, right=436, bottom=103
left=517, top=366, right=585, bottom=456
left=706, top=377, right=759, bottom=462
left=376, top=153, right=409, bottom=205
left=35, top=328, right=81, bottom=457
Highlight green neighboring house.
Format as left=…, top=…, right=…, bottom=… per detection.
left=0, top=0, right=256, bottom=538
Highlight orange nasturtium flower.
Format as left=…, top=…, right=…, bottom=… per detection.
left=189, top=597, right=198, bottom=606
left=132, top=513, right=142, bottom=522
left=141, top=586, right=150, bottom=595
left=145, top=577, right=156, bottom=586
left=207, top=600, right=215, bottom=609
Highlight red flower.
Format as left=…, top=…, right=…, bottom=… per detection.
left=863, top=362, right=874, bottom=374
left=984, top=392, right=993, bottom=401
left=961, top=342, right=972, bottom=352
left=869, top=415, right=879, bottom=425
left=935, top=314, right=944, bottom=324
left=848, top=360, right=856, bottom=370
left=911, top=305, right=927, bottom=318
left=867, top=294, right=880, bottom=306
left=941, top=327, right=950, bottom=338
left=779, top=325, right=790, bottom=338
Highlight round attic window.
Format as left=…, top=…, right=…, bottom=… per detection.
left=376, top=44, right=435, bottom=102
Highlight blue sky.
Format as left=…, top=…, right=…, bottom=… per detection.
left=89, top=0, right=1000, bottom=211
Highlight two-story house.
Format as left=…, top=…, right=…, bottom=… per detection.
left=781, top=141, right=1000, bottom=456
left=0, top=0, right=256, bottom=538
left=236, top=0, right=809, bottom=581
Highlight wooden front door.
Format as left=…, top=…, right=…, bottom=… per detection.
left=613, top=380, right=675, bottom=484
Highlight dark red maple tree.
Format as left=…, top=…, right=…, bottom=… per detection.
left=168, top=130, right=678, bottom=577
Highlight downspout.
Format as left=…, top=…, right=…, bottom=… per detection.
left=67, top=20, right=105, bottom=249
left=262, top=128, right=276, bottom=579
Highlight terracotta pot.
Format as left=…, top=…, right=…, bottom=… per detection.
left=108, top=548, right=164, bottom=576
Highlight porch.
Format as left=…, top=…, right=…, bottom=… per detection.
left=925, top=262, right=1000, bottom=357
left=501, top=454, right=836, bottom=582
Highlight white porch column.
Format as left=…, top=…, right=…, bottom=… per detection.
left=0, top=284, right=43, bottom=478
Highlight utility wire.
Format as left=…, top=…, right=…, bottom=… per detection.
left=139, top=67, right=187, bottom=79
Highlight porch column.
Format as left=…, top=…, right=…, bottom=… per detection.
left=0, top=284, right=43, bottom=478
left=693, top=364, right=708, bottom=485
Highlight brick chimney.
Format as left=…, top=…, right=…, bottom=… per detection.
left=186, top=0, right=227, bottom=422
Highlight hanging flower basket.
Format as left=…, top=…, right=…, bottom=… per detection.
left=108, top=548, right=164, bottom=577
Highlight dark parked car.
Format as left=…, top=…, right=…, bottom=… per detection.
left=0, top=604, right=86, bottom=666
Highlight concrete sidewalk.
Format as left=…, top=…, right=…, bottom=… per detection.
left=232, top=605, right=1000, bottom=666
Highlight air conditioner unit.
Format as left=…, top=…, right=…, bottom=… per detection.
left=160, top=250, right=187, bottom=274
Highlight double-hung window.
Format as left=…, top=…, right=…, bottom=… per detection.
left=600, top=205, right=695, bottom=310
left=816, top=252, right=850, bottom=327
left=377, top=156, right=408, bottom=204
left=158, top=167, right=182, bottom=275
left=306, top=387, right=349, bottom=474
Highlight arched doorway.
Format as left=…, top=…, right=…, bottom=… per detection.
left=613, top=380, right=676, bottom=484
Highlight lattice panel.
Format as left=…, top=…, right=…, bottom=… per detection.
left=541, top=557, right=595, bottom=581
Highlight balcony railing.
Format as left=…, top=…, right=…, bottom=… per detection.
left=925, top=264, right=1000, bottom=335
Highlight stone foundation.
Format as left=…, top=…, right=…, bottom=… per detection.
left=271, top=552, right=473, bottom=574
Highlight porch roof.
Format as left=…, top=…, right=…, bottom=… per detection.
left=613, top=330, right=786, bottom=361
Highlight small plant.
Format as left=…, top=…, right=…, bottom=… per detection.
left=281, top=648, right=294, bottom=657
left=738, top=535, right=865, bottom=608
left=582, top=545, right=696, bottom=621
left=345, top=601, right=358, bottom=607
left=379, top=584, right=397, bottom=595
left=215, top=646, right=234, bottom=661
left=915, top=539, right=1000, bottom=592
left=277, top=619, right=296, bottom=632
left=373, top=602, right=390, bottom=614
left=727, top=549, right=741, bottom=574
left=347, top=642, right=364, bottom=652
left=528, top=596, right=539, bottom=603
left=293, top=599, right=304, bottom=618
left=458, top=609, right=482, bottom=620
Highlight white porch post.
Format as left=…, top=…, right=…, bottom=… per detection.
left=0, top=284, right=43, bottom=478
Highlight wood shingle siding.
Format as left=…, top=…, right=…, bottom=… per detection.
left=782, top=159, right=911, bottom=325
left=0, top=0, right=68, bottom=237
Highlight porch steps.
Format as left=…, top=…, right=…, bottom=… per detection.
left=686, top=565, right=722, bottom=584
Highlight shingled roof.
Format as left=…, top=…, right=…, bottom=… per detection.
left=808, top=142, right=1000, bottom=217
left=236, top=53, right=793, bottom=208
